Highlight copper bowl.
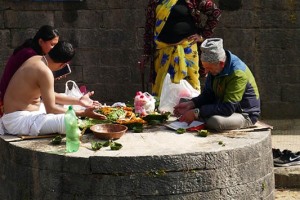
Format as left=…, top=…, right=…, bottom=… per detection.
left=90, top=124, right=128, bottom=140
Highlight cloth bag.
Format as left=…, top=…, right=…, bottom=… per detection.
left=65, top=80, right=84, bottom=110
left=158, top=74, right=200, bottom=114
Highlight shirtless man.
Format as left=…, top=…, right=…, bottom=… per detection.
left=1, top=41, right=105, bottom=136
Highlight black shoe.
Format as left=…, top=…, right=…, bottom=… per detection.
left=272, top=148, right=282, bottom=159
left=274, top=150, right=300, bottom=167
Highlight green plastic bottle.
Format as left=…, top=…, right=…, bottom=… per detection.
left=65, top=106, right=81, bottom=152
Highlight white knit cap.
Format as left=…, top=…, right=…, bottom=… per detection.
left=200, top=38, right=226, bottom=63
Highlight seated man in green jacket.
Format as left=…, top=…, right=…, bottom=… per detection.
left=174, top=38, right=260, bottom=131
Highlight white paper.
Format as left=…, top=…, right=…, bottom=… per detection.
left=165, top=121, right=204, bottom=130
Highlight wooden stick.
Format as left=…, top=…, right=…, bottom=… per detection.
left=19, top=134, right=59, bottom=140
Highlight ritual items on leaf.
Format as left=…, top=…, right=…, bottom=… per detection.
left=96, top=106, right=126, bottom=122
left=94, top=105, right=147, bottom=127
left=142, top=112, right=171, bottom=124
left=80, top=98, right=170, bottom=132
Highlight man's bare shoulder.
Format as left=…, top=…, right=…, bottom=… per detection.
left=23, top=55, right=43, bottom=68
left=22, top=56, right=53, bottom=75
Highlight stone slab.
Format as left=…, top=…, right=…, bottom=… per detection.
left=0, top=125, right=274, bottom=199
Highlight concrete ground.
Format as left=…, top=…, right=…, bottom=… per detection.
left=267, top=119, right=300, bottom=199
left=275, top=189, right=300, bottom=199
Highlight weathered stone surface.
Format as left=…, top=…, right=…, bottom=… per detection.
left=274, top=165, right=300, bottom=188
left=0, top=127, right=274, bottom=199
left=55, top=10, right=104, bottom=29
left=261, top=102, right=300, bottom=119
left=4, top=10, right=54, bottom=28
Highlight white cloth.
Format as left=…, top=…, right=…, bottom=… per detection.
left=0, top=110, right=65, bottom=136
left=1, top=111, right=48, bottom=136
left=0, top=118, right=5, bottom=135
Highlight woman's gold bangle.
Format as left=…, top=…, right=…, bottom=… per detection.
left=199, top=35, right=204, bottom=43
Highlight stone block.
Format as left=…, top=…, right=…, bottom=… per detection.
left=4, top=10, right=54, bottom=28
left=135, top=9, right=148, bottom=27
left=221, top=172, right=275, bottom=199
left=255, top=49, right=285, bottom=66
left=0, top=11, right=4, bottom=29
left=58, top=29, right=102, bottom=48
left=219, top=0, right=242, bottom=11
left=219, top=29, right=256, bottom=49
left=256, top=29, right=298, bottom=49
left=102, top=9, right=124, bottom=28
left=219, top=10, right=259, bottom=28
left=258, top=84, right=281, bottom=102
left=257, top=10, right=300, bottom=28
left=90, top=154, right=206, bottom=174
left=281, top=84, right=300, bottom=102
left=240, top=0, right=261, bottom=10
left=71, top=48, right=101, bottom=67
left=97, top=29, right=135, bottom=49
left=10, top=28, right=42, bottom=47
left=85, top=83, right=136, bottom=103
left=137, top=27, right=146, bottom=50
left=261, top=102, right=300, bottom=119
left=260, top=0, right=300, bottom=10
left=55, top=10, right=104, bottom=29
left=0, top=49, right=11, bottom=70
left=257, top=65, right=298, bottom=85
left=274, top=166, right=300, bottom=188
left=0, top=30, right=10, bottom=48
left=83, top=0, right=108, bottom=10
left=0, top=128, right=274, bottom=199
left=107, top=0, right=148, bottom=9
left=83, top=66, right=131, bottom=85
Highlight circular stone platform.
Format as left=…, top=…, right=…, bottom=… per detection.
left=0, top=126, right=274, bottom=200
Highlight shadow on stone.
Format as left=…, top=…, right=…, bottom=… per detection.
left=219, top=0, right=242, bottom=11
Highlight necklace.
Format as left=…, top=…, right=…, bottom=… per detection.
left=43, top=56, right=48, bottom=66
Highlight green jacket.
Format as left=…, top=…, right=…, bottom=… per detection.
left=192, top=50, right=260, bottom=123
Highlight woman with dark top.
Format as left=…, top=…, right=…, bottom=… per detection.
left=0, top=25, right=59, bottom=116
left=142, top=0, right=221, bottom=97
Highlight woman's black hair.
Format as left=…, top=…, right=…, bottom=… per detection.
left=13, top=25, right=59, bottom=55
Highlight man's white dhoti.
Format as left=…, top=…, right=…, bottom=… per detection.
left=0, top=111, right=65, bottom=136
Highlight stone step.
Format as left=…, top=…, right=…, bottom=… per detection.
left=268, top=119, right=300, bottom=189
left=274, top=166, right=300, bottom=188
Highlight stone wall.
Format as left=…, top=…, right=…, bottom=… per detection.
left=0, top=0, right=299, bottom=120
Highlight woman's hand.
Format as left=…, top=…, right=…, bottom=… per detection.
left=187, top=34, right=204, bottom=45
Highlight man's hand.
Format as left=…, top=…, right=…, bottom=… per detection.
left=178, top=109, right=196, bottom=125
left=82, top=107, right=107, bottom=120
left=54, top=74, right=67, bottom=81
left=79, top=91, right=101, bottom=108
left=173, top=101, right=195, bottom=117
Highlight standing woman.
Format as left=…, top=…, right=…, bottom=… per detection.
left=142, top=0, right=221, bottom=97
left=0, top=25, right=59, bottom=116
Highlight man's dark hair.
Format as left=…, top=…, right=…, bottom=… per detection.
left=48, top=41, right=75, bottom=63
